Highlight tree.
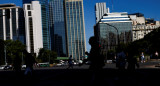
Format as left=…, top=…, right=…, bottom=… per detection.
left=126, top=27, right=160, bottom=57
left=3, top=40, right=26, bottom=65
left=37, top=48, right=57, bottom=63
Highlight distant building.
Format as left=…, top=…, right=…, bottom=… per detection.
left=129, top=13, right=145, bottom=25
left=129, top=13, right=160, bottom=41
left=49, top=0, right=67, bottom=57
left=94, top=11, right=132, bottom=53
left=23, top=1, right=43, bottom=56
left=95, top=2, right=109, bottom=23
left=64, top=0, right=86, bottom=60
left=0, top=4, right=25, bottom=43
left=23, top=0, right=50, bottom=50
left=132, top=25, right=160, bottom=41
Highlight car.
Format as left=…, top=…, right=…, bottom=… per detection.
left=0, top=65, right=12, bottom=70
left=22, top=65, right=26, bottom=69
left=0, top=65, right=5, bottom=70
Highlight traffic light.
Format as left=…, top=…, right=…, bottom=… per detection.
left=6, top=9, right=10, bottom=19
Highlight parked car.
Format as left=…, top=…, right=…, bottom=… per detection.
left=0, top=65, right=5, bottom=70
left=0, top=65, right=12, bottom=70
left=22, top=65, right=26, bottom=69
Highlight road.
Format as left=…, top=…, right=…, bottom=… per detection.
left=0, top=60, right=160, bottom=86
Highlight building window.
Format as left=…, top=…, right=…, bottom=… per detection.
left=28, top=11, right=31, bottom=16
left=29, top=17, right=34, bottom=53
left=27, top=5, right=31, bottom=10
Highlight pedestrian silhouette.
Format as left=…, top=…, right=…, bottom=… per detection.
left=79, top=51, right=90, bottom=66
left=127, top=53, right=139, bottom=72
left=155, top=51, right=159, bottom=59
left=88, top=36, right=105, bottom=70
left=116, top=51, right=126, bottom=70
left=13, top=53, right=22, bottom=76
left=87, top=36, right=105, bottom=86
left=24, top=52, right=36, bottom=78
left=67, top=55, right=73, bottom=69
left=140, top=52, right=145, bottom=63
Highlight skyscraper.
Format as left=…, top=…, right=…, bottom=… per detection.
left=0, top=4, right=25, bottom=43
left=49, top=0, right=67, bottom=57
left=23, top=0, right=50, bottom=50
left=23, top=1, right=43, bottom=56
left=64, top=0, right=86, bottom=60
left=95, top=2, right=109, bottom=23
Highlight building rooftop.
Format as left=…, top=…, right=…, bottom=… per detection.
left=129, top=13, right=144, bottom=17
left=99, top=12, right=132, bottom=23
left=0, top=3, right=16, bottom=8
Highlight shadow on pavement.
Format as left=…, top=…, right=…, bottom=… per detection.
left=0, top=68, right=160, bottom=86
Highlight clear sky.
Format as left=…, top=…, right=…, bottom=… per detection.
left=0, top=0, right=160, bottom=52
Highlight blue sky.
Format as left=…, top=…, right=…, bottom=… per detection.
left=0, top=0, right=160, bottom=51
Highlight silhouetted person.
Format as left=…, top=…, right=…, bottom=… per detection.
left=116, top=51, right=126, bottom=70
left=24, top=53, right=36, bottom=77
left=127, top=53, right=139, bottom=72
left=13, top=53, right=22, bottom=76
left=67, top=55, right=73, bottom=69
left=88, top=36, right=105, bottom=70
left=141, top=52, right=145, bottom=63
left=88, top=36, right=105, bottom=86
left=79, top=51, right=90, bottom=66
left=155, top=51, right=159, bottom=59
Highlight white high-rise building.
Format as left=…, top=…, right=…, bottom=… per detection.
left=95, top=2, right=109, bottom=23
left=23, top=1, right=43, bottom=55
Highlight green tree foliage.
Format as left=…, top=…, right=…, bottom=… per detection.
left=127, top=27, right=160, bottom=56
left=37, top=48, right=57, bottom=63
left=0, top=40, right=26, bottom=65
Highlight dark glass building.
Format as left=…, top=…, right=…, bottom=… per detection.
left=94, top=12, right=132, bottom=56
left=49, top=0, right=67, bottom=57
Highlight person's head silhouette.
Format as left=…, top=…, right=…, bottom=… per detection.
left=89, top=36, right=99, bottom=48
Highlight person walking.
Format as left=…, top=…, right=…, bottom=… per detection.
left=67, top=55, right=73, bottom=69
left=87, top=36, right=105, bottom=86
left=116, top=51, right=126, bottom=70
left=155, top=51, right=159, bottom=59
left=141, top=52, right=145, bottom=63
left=127, top=53, right=139, bottom=72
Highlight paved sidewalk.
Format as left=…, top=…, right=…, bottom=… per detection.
left=0, top=60, right=160, bottom=86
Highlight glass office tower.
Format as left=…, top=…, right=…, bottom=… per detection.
left=49, top=0, right=67, bottom=57
left=0, top=4, right=25, bottom=44
left=94, top=12, right=132, bottom=55
left=64, top=0, right=86, bottom=60
left=23, top=0, right=50, bottom=50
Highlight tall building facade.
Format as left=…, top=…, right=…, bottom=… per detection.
left=64, top=0, right=86, bottom=60
left=95, top=2, right=109, bottom=23
left=23, top=1, right=43, bottom=55
left=23, top=0, right=50, bottom=50
left=0, top=4, right=25, bottom=43
left=94, top=11, right=132, bottom=55
left=49, top=0, right=67, bottom=57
